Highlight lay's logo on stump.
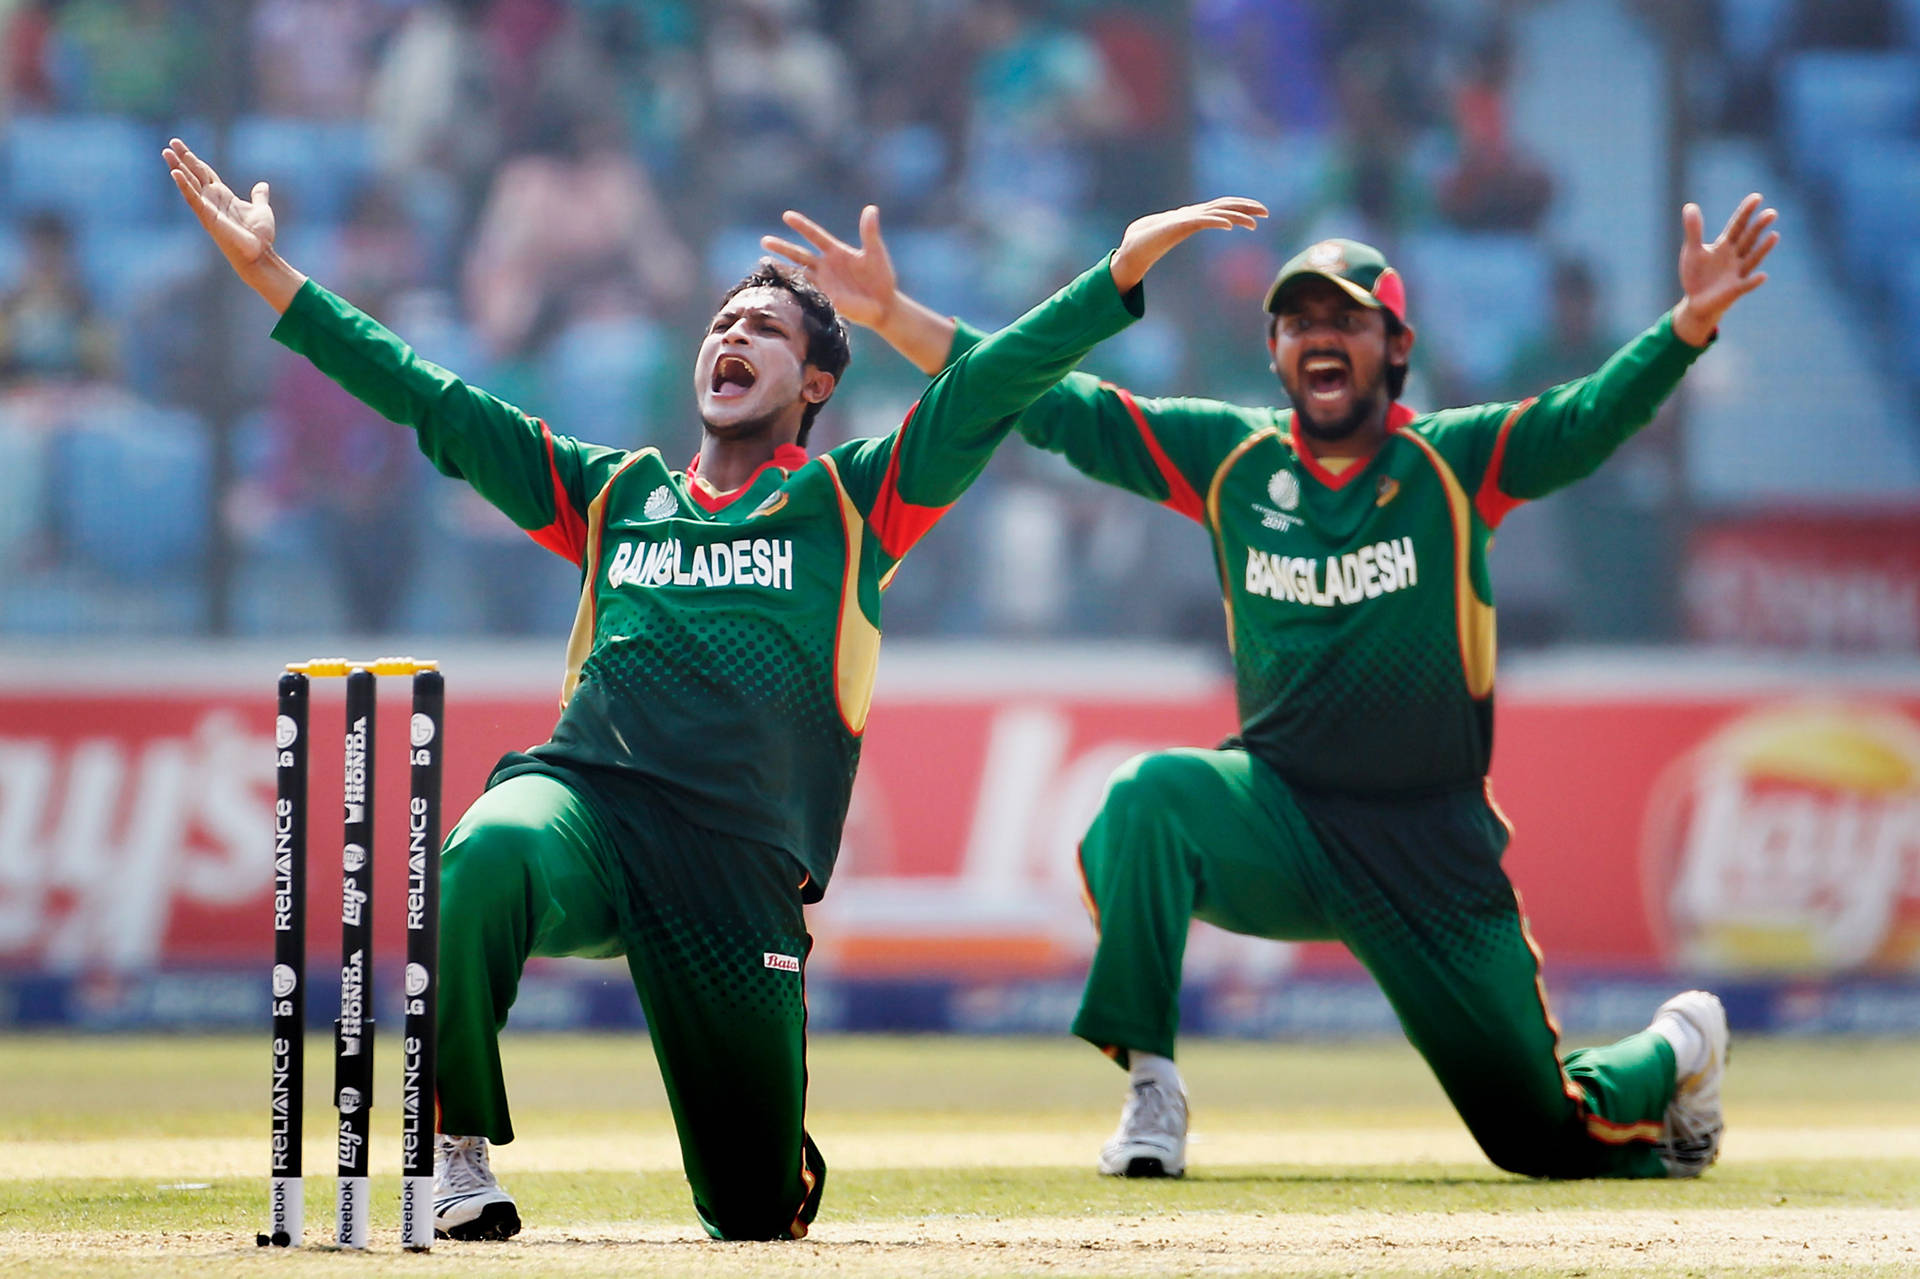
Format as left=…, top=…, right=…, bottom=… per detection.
left=1644, top=703, right=1920, bottom=974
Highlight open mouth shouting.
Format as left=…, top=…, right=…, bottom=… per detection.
left=1301, top=354, right=1352, bottom=408
left=711, top=353, right=758, bottom=399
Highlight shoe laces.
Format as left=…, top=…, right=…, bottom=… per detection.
left=436, top=1134, right=496, bottom=1195
left=1120, top=1077, right=1184, bottom=1136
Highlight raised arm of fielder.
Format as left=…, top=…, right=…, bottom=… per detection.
left=770, top=197, right=1778, bottom=526
left=166, top=136, right=626, bottom=562
left=1392, top=194, right=1776, bottom=525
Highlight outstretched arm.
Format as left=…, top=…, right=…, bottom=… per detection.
left=163, top=136, right=620, bottom=563
left=1451, top=194, right=1780, bottom=514
left=163, top=138, right=306, bottom=313
left=829, top=198, right=1266, bottom=565
left=774, top=201, right=1271, bottom=519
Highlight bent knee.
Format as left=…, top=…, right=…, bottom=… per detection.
left=440, top=817, right=549, bottom=896
left=1101, top=750, right=1214, bottom=819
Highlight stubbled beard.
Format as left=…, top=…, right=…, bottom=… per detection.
left=1279, top=371, right=1385, bottom=442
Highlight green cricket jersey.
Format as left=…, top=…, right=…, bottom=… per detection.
left=952, top=314, right=1705, bottom=796
left=273, top=259, right=1141, bottom=896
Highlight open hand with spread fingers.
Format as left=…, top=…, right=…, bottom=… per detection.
left=763, top=203, right=956, bottom=376
left=763, top=204, right=900, bottom=331
left=1110, top=197, right=1268, bottom=293
left=162, top=137, right=305, bottom=312
left=1672, top=193, right=1778, bottom=347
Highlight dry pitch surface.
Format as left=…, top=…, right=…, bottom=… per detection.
left=2, top=1033, right=1916, bottom=1277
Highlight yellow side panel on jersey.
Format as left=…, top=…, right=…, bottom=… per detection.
left=1204, top=428, right=1279, bottom=655
left=1394, top=428, right=1496, bottom=699
left=559, top=450, right=658, bottom=709
left=819, top=455, right=881, bottom=735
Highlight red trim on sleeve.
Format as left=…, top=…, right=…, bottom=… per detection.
left=868, top=402, right=951, bottom=559
left=1474, top=399, right=1533, bottom=529
left=1109, top=384, right=1204, bottom=523
left=684, top=443, right=810, bottom=512
left=525, top=420, right=588, bottom=565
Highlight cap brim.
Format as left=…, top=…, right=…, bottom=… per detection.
left=1263, top=270, right=1384, bottom=314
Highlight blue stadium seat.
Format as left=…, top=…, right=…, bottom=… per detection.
left=1195, top=123, right=1334, bottom=227
left=74, top=223, right=210, bottom=316
left=268, top=225, right=345, bottom=291
left=886, top=227, right=980, bottom=324
left=1718, top=0, right=1795, bottom=68
left=1835, top=139, right=1920, bottom=285
left=5, top=115, right=163, bottom=226
left=0, top=226, right=22, bottom=294
left=0, top=566, right=203, bottom=635
left=1895, top=247, right=1920, bottom=384
left=541, top=314, right=669, bottom=449
left=1397, top=232, right=1549, bottom=392
left=705, top=225, right=769, bottom=294
left=230, top=117, right=375, bottom=225
left=1778, top=52, right=1920, bottom=187
left=55, top=405, right=210, bottom=577
left=0, top=410, right=47, bottom=571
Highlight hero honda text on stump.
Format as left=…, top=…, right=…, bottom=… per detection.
left=260, top=658, right=443, bottom=1252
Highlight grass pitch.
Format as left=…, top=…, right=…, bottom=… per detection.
left=1, top=1032, right=1916, bottom=1276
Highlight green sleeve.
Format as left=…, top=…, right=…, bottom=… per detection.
left=831, top=253, right=1143, bottom=568
left=1421, top=313, right=1706, bottom=520
left=269, top=280, right=626, bottom=565
left=1016, top=380, right=1262, bottom=523
left=946, top=320, right=1259, bottom=524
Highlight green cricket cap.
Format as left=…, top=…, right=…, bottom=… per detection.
left=1264, top=238, right=1408, bottom=324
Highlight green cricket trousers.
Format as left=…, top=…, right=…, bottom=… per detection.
left=1074, top=747, right=1675, bottom=1179
left=434, top=769, right=825, bottom=1239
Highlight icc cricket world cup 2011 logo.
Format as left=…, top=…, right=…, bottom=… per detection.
left=1641, top=702, right=1920, bottom=974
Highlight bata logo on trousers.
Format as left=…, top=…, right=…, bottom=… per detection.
left=606, top=537, right=794, bottom=591
left=763, top=952, right=800, bottom=972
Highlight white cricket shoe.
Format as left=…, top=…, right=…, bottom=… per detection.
left=1652, top=990, right=1730, bottom=1178
left=433, top=1135, right=521, bottom=1240
left=1098, top=1075, right=1188, bottom=1178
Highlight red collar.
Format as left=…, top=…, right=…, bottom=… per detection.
left=684, top=443, right=809, bottom=512
left=1287, top=402, right=1415, bottom=490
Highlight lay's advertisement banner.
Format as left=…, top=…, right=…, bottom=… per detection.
left=0, top=652, right=1916, bottom=1019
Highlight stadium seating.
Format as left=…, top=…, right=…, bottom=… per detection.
left=74, top=223, right=210, bottom=317
left=55, top=405, right=210, bottom=577
left=4, top=115, right=162, bottom=227
left=1715, top=0, right=1795, bottom=70
left=1194, top=124, right=1335, bottom=230
left=1397, top=232, right=1549, bottom=391
left=1778, top=51, right=1920, bottom=187
left=229, top=117, right=375, bottom=226
left=0, top=411, right=45, bottom=571
left=1895, top=248, right=1920, bottom=384
left=885, top=227, right=981, bottom=326
left=1835, top=139, right=1920, bottom=286
left=541, top=314, right=670, bottom=450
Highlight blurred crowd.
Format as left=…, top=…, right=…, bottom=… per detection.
left=0, top=0, right=1907, bottom=644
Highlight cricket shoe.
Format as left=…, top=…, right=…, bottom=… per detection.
left=1098, top=1075, right=1188, bottom=1178
left=433, top=1134, right=521, bottom=1240
left=1651, top=990, right=1730, bottom=1178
